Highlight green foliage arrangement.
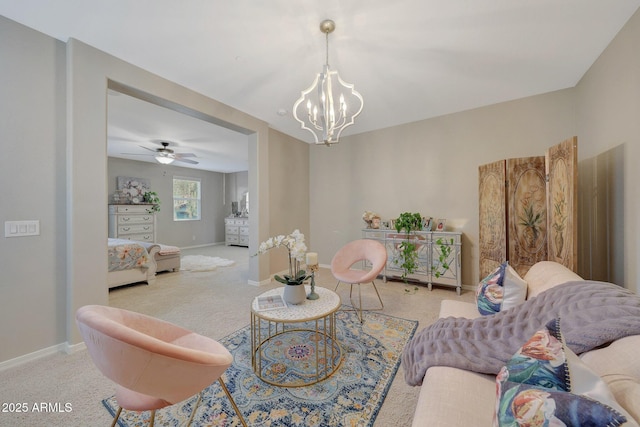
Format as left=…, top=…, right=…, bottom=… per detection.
left=274, top=269, right=310, bottom=286
left=143, top=191, right=161, bottom=213
left=393, top=212, right=423, bottom=287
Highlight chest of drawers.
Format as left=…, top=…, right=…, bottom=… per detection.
left=108, top=205, right=156, bottom=242
left=225, top=217, right=249, bottom=247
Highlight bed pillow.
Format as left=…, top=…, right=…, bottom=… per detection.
left=494, top=318, right=637, bottom=427
left=476, top=262, right=526, bottom=315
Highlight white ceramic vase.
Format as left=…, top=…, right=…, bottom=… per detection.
left=283, top=284, right=306, bottom=305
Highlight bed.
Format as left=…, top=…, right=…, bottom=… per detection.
left=108, top=238, right=160, bottom=289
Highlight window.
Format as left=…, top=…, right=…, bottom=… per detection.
left=173, top=177, right=201, bottom=221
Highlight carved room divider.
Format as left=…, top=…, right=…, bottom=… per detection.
left=479, top=137, right=577, bottom=278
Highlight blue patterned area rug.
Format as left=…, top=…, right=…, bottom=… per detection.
left=102, top=309, right=418, bottom=427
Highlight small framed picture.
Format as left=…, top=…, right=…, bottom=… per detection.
left=422, top=217, right=433, bottom=231
left=435, top=219, right=446, bottom=231
left=389, top=219, right=396, bottom=230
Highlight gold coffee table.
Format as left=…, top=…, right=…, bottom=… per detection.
left=250, top=285, right=342, bottom=387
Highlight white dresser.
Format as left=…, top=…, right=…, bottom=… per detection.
left=108, top=204, right=156, bottom=242
left=225, top=217, right=249, bottom=247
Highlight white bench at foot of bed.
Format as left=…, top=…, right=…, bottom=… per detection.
left=155, top=244, right=181, bottom=273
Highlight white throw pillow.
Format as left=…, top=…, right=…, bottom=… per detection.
left=476, top=262, right=527, bottom=315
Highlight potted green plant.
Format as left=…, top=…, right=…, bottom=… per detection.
left=393, top=212, right=423, bottom=288
left=143, top=191, right=161, bottom=214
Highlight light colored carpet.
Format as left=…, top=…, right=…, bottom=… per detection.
left=0, top=244, right=474, bottom=427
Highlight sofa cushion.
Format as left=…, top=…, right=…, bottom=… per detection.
left=581, top=335, right=640, bottom=424
left=476, top=262, right=527, bottom=315
left=412, top=366, right=495, bottom=427
left=495, top=319, right=638, bottom=426
left=522, top=261, right=582, bottom=299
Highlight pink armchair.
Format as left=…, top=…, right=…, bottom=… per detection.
left=331, top=239, right=387, bottom=323
left=75, top=305, right=247, bottom=427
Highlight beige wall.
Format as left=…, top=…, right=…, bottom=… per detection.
left=310, top=90, right=576, bottom=286
left=574, top=8, right=640, bottom=293
left=0, top=16, right=67, bottom=363
left=267, top=129, right=311, bottom=275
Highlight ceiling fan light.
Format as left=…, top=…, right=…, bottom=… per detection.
left=155, top=155, right=174, bottom=165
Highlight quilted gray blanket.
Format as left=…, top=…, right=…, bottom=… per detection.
left=402, top=281, right=640, bottom=386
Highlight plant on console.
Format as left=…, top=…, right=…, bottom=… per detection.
left=393, top=212, right=423, bottom=292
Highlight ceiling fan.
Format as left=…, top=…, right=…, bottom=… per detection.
left=124, top=141, right=199, bottom=165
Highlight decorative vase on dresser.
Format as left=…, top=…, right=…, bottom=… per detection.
left=108, top=205, right=156, bottom=242
left=225, top=217, right=249, bottom=247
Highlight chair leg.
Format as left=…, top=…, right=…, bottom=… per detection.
left=218, top=377, right=248, bottom=427
left=347, top=281, right=384, bottom=323
left=110, top=406, right=122, bottom=427
left=356, top=283, right=364, bottom=323
left=345, top=283, right=364, bottom=323
left=371, top=281, right=384, bottom=310
left=149, top=409, right=156, bottom=427
left=334, top=280, right=342, bottom=291
left=186, top=392, right=203, bottom=426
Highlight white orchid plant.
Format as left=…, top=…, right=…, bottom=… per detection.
left=257, top=229, right=310, bottom=285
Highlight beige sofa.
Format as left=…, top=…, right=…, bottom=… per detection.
left=411, top=261, right=640, bottom=426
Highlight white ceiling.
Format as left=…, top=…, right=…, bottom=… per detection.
left=2, top=1, right=639, bottom=171
left=107, top=90, right=250, bottom=173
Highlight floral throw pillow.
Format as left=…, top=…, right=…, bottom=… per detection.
left=494, top=319, right=635, bottom=427
left=476, top=262, right=526, bottom=315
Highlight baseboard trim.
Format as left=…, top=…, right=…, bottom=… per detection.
left=0, top=343, right=67, bottom=372
left=248, top=278, right=272, bottom=287
left=65, top=341, right=86, bottom=354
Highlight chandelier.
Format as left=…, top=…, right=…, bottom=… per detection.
left=293, top=19, right=364, bottom=146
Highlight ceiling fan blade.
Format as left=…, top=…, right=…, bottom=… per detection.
left=174, top=153, right=197, bottom=158
left=121, top=152, right=154, bottom=156
left=174, top=158, right=199, bottom=165
left=139, top=145, right=157, bottom=152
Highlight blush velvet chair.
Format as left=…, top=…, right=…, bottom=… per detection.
left=75, top=305, right=247, bottom=427
left=331, top=239, right=387, bottom=323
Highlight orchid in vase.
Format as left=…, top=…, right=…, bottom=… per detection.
left=257, top=229, right=311, bottom=286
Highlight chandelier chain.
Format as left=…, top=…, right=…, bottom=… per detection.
left=325, top=31, right=330, bottom=67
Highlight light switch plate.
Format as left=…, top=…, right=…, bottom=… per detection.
left=4, top=220, right=40, bottom=237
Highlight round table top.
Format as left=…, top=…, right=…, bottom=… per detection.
left=252, top=285, right=341, bottom=322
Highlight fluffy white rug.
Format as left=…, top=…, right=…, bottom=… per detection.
left=180, top=255, right=235, bottom=272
